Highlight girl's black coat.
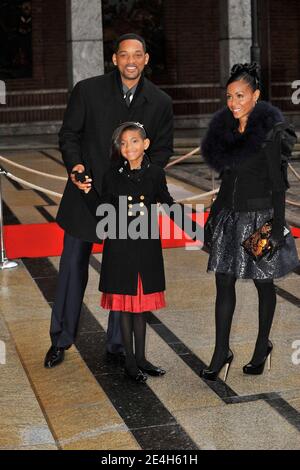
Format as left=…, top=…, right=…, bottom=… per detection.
left=84, top=159, right=174, bottom=295
left=201, top=101, right=297, bottom=237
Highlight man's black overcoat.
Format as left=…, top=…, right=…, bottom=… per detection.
left=57, top=69, right=173, bottom=242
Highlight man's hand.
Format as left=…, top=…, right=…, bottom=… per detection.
left=70, top=164, right=92, bottom=193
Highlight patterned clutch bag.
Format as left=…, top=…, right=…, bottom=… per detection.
left=241, top=219, right=289, bottom=262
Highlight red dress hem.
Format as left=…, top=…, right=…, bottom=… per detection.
left=101, top=274, right=166, bottom=313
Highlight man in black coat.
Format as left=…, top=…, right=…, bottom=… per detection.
left=44, top=33, right=173, bottom=368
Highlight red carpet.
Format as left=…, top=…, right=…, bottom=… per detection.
left=3, top=213, right=204, bottom=259
left=3, top=211, right=298, bottom=259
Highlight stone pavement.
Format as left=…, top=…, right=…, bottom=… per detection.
left=0, top=148, right=299, bottom=450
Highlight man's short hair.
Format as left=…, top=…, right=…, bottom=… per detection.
left=114, top=33, right=147, bottom=53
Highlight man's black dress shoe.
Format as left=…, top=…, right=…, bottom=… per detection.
left=124, top=368, right=147, bottom=383
left=138, top=363, right=166, bottom=376
left=44, top=346, right=65, bottom=368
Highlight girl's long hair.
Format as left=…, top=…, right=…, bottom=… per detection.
left=110, top=122, right=147, bottom=161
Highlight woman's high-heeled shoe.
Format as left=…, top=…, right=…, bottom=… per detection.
left=243, top=340, right=273, bottom=375
left=200, top=349, right=234, bottom=382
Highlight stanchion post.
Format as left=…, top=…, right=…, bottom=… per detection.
left=0, top=168, right=18, bottom=270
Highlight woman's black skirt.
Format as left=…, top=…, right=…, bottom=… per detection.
left=207, top=208, right=299, bottom=280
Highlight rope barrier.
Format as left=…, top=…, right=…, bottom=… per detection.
left=288, top=162, right=300, bottom=181
left=165, top=147, right=200, bottom=168
left=0, top=148, right=299, bottom=206
left=1, top=151, right=298, bottom=182
left=0, top=144, right=298, bottom=270
left=0, top=155, right=67, bottom=181
left=286, top=198, right=300, bottom=208
left=177, top=188, right=219, bottom=203
left=4, top=170, right=62, bottom=198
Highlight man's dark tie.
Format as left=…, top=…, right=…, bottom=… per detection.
left=124, top=90, right=132, bottom=107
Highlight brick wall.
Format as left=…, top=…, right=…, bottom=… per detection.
left=161, top=0, right=219, bottom=84
left=269, top=0, right=300, bottom=111
left=0, top=0, right=68, bottom=124
left=6, top=0, right=68, bottom=91
left=1, top=0, right=300, bottom=126
left=156, top=0, right=220, bottom=116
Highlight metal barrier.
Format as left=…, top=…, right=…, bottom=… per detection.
left=0, top=168, right=18, bottom=270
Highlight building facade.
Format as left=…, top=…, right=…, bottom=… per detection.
left=0, top=0, right=300, bottom=135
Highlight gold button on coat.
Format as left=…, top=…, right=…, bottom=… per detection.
left=139, top=202, right=144, bottom=207
left=140, top=195, right=144, bottom=200
left=128, top=211, right=133, bottom=216
left=140, top=211, right=144, bottom=216
left=128, top=196, right=133, bottom=201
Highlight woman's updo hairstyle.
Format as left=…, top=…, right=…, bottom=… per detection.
left=226, top=62, right=260, bottom=91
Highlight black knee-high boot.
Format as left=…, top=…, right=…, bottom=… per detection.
left=250, top=279, right=276, bottom=364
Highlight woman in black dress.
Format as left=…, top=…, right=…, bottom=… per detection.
left=200, top=63, right=299, bottom=381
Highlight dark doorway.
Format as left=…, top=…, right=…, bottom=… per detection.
left=0, top=0, right=32, bottom=79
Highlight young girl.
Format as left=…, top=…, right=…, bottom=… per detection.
left=84, top=121, right=175, bottom=383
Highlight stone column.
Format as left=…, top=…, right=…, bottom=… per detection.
left=219, top=0, right=252, bottom=91
left=66, top=0, right=104, bottom=88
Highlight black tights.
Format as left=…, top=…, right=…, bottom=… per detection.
left=120, top=312, right=154, bottom=374
left=209, top=272, right=276, bottom=370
